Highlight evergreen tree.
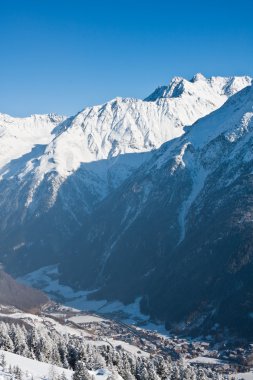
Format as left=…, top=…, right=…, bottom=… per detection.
left=0, top=322, right=14, bottom=351
left=73, top=361, right=91, bottom=380
left=0, top=353, right=6, bottom=371
left=13, top=365, right=22, bottom=380
left=58, top=340, right=69, bottom=369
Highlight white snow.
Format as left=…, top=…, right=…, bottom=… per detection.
left=105, top=339, right=149, bottom=357
left=0, top=310, right=92, bottom=339
left=188, top=85, right=253, bottom=150
left=0, top=350, right=122, bottom=380
left=229, top=373, right=253, bottom=380
left=68, top=315, right=105, bottom=324
left=188, top=356, right=225, bottom=365
left=177, top=164, right=208, bottom=243
left=0, top=113, right=66, bottom=169
left=0, top=350, right=73, bottom=380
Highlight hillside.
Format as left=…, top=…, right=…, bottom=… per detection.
left=0, top=270, right=48, bottom=311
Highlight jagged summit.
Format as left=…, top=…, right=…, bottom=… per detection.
left=145, top=73, right=251, bottom=101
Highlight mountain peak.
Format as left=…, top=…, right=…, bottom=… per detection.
left=170, top=75, right=184, bottom=84
left=190, top=73, right=206, bottom=82
left=144, top=76, right=186, bottom=101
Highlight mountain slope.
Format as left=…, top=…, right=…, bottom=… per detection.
left=59, top=83, right=253, bottom=337
left=0, top=270, right=48, bottom=310
left=1, top=74, right=251, bottom=273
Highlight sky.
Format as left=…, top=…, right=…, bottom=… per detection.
left=0, top=0, right=253, bottom=117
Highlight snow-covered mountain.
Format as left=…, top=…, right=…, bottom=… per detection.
left=28, top=74, right=252, bottom=192
left=7, top=74, right=251, bottom=208
left=59, top=82, right=253, bottom=337
left=0, top=74, right=251, bottom=274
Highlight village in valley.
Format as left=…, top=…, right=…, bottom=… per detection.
left=42, top=303, right=253, bottom=377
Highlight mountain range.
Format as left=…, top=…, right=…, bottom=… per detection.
left=1, top=73, right=253, bottom=338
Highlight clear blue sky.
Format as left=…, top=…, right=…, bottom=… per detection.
left=0, top=0, right=252, bottom=117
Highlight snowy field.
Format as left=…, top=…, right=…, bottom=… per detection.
left=68, top=315, right=105, bottom=324
left=0, top=350, right=73, bottom=380
left=0, top=350, right=122, bottom=380
left=188, top=357, right=225, bottom=365
left=0, top=311, right=92, bottom=338
left=230, top=372, right=253, bottom=380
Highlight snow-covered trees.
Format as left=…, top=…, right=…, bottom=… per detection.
left=73, top=361, right=91, bottom=380
left=0, top=320, right=227, bottom=380
left=0, top=352, right=7, bottom=371
left=10, top=324, right=30, bottom=357
left=0, top=322, right=14, bottom=352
